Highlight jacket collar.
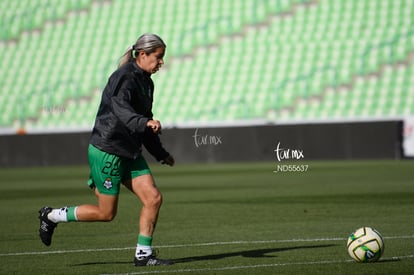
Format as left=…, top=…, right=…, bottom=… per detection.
left=132, top=61, right=151, bottom=77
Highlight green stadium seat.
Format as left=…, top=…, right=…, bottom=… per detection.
left=0, top=0, right=413, bottom=130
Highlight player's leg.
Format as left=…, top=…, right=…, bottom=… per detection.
left=38, top=188, right=119, bottom=246
left=38, top=144, right=122, bottom=246
left=38, top=189, right=118, bottom=245
left=125, top=174, right=162, bottom=249
left=123, top=156, right=173, bottom=266
left=71, top=188, right=119, bottom=221
left=135, top=176, right=162, bottom=238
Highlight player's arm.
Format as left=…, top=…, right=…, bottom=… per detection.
left=111, top=79, right=149, bottom=135
left=143, top=128, right=175, bottom=166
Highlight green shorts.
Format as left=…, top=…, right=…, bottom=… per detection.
left=87, top=144, right=151, bottom=196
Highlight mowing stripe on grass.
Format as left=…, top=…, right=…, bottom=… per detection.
left=100, top=255, right=414, bottom=275
left=1, top=235, right=413, bottom=257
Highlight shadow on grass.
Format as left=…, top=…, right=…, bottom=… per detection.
left=70, top=243, right=337, bottom=266
left=172, top=244, right=337, bottom=263
left=70, top=260, right=131, bottom=266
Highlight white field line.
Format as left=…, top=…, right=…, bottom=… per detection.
left=100, top=255, right=414, bottom=275
left=1, top=235, right=414, bottom=257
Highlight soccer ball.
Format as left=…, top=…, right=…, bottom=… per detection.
left=347, top=227, right=384, bottom=263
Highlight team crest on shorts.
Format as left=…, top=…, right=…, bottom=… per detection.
left=103, top=177, right=113, bottom=189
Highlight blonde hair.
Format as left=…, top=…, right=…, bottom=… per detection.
left=118, top=33, right=166, bottom=68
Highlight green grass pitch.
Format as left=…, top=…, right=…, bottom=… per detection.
left=0, top=160, right=413, bottom=274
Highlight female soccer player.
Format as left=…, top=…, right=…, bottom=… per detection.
left=38, top=33, right=175, bottom=266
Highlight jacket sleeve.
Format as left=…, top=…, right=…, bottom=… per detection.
left=111, top=77, right=149, bottom=135
left=143, top=127, right=170, bottom=161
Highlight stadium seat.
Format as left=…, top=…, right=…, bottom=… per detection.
left=0, top=0, right=413, bottom=130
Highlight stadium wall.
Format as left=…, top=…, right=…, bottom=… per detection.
left=0, top=121, right=403, bottom=167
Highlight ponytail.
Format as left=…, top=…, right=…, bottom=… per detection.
left=118, top=46, right=134, bottom=68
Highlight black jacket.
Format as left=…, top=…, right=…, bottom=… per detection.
left=89, top=61, right=170, bottom=161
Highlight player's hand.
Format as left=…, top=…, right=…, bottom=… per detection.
left=162, top=155, right=175, bottom=166
left=147, top=119, right=162, bottom=134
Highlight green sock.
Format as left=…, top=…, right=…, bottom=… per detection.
left=138, top=234, right=152, bottom=246
left=66, top=206, right=78, bottom=222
